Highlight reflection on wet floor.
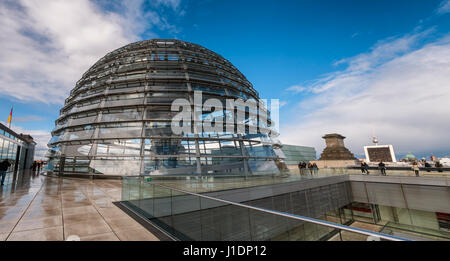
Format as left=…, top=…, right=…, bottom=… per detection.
left=0, top=170, right=158, bottom=241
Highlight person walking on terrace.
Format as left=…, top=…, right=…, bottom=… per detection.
left=0, top=159, right=11, bottom=186
left=302, top=162, right=307, bottom=175
left=435, top=161, right=443, bottom=172
left=312, top=162, right=319, bottom=175
left=424, top=161, right=431, bottom=172
left=378, top=161, right=386, bottom=176
left=298, top=162, right=302, bottom=175
left=364, top=162, right=370, bottom=174
left=360, top=162, right=366, bottom=174
left=298, top=161, right=306, bottom=176
left=412, top=161, right=420, bottom=177
left=307, top=162, right=314, bottom=175
left=361, top=162, right=370, bottom=175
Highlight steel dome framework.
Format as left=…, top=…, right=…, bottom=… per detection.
left=47, top=39, right=284, bottom=176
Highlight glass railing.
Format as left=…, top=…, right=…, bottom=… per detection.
left=122, top=165, right=450, bottom=197
left=121, top=177, right=409, bottom=241
left=122, top=170, right=349, bottom=195
left=343, top=166, right=450, bottom=177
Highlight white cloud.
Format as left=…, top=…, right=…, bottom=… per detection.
left=437, top=0, right=450, bottom=14
left=0, top=0, right=179, bottom=104
left=284, top=31, right=431, bottom=99
left=279, top=32, right=450, bottom=157
left=0, top=0, right=182, bottom=159
left=154, top=0, right=181, bottom=10
left=279, top=101, right=288, bottom=107
left=286, top=85, right=307, bottom=93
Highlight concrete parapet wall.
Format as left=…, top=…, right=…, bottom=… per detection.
left=348, top=175, right=450, bottom=214
left=348, top=174, right=450, bottom=187
left=287, top=165, right=450, bottom=177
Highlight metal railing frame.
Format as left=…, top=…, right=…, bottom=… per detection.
left=136, top=180, right=411, bottom=241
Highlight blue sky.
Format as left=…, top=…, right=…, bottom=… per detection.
left=1, top=0, right=450, bottom=159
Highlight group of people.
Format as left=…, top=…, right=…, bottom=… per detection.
left=0, top=159, right=45, bottom=186
left=31, top=161, right=43, bottom=173
left=361, top=160, right=445, bottom=177
left=360, top=161, right=387, bottom=176
left=298, top=161, right=319, bottom=175
left=360, top=162, right=370, bottom=174
left=412, top=161, right=443, bottom=176
left=423, top=161, right=444, bottom=172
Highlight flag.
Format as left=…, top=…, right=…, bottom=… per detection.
left=7, top=106, right=13, bottom=127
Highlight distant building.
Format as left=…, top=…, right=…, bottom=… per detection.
left=404, top=152, right=417, bottom=162
left=364, top=145, right=397, bottom=163
left=280, top=144, right=316, bottom=166
left=363, top=136, right=397, bottom=163
left=319, top=134, right=356, bottom=160
left=439, top=157, right=450, bottom=167
left=314, top=133, right=358, bottom=168
left=0, top=123, right=36, bottom=172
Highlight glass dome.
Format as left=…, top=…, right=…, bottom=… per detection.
left=46, top=39, right=284, bottom=177
left=404, top=152, right=417, bottom=161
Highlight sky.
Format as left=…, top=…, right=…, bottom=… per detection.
left=0, top=0, right=449, bottom=160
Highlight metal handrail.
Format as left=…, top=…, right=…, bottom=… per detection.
left=151, top=182, right=411, bottom=241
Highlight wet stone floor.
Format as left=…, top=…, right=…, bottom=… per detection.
left=0, top=170, right=158, bottom=241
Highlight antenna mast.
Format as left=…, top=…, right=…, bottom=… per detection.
left=372, top=128, right=378, bottom=146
